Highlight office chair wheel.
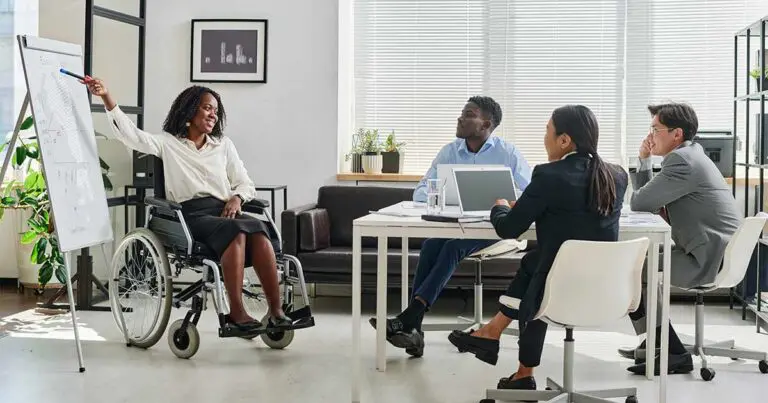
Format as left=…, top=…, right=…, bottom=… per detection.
left=109, top=228, right=173, bottom=349
left=168, top=319, right=200, bottom=359
left=700, top=367, right=716, bottom=381
left=625, top=396, right=638, bottom=403
left=260, top=314, right=295, bottom=349
left=759, top=360, right=768, bottom=374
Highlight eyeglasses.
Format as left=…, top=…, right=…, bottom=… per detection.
left=649, top=126, right=676, bottom=135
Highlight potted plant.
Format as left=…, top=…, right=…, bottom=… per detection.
left=0, top=116, right=113, bottom=289
left=750, top=67, right=768, bottom=92
left=344, top=128, right=364, bottom=173
left=382, top=131, right=405, bottom=173
left=359, top=129, right=383, bottom=174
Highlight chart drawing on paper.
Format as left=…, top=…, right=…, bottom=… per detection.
left=18, top=35, right=113, bottom=252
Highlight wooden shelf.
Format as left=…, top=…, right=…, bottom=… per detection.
left=336, top=173, right=422, bottom=182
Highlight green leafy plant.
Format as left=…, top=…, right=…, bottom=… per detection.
left=750, top=67, right=768, bottom=80
left=344, top=128, right=364, bottom=161
left=383, top=130, right=405, bottom=153
left=0, top=116, right=113, bottom=288
left=359, top=128, right=382, bottom=154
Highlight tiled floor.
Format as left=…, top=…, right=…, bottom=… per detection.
left=0, top=291, right=767, bottom=403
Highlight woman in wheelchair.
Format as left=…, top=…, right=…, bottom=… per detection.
left=85, top=78, right=295, bottom=337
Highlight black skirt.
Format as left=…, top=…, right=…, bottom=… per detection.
left=181, top=196, right=274, bottom=267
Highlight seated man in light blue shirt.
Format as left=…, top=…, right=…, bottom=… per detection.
left=370, top=96, right=532, bottom=357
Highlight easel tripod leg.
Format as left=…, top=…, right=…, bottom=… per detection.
left=64, top=251, right=85, bottom=372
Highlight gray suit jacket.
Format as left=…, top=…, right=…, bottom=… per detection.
left=630, top=141, right=742, bottom=288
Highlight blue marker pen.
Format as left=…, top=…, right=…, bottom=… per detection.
left=59, top=68, right=90, bottom=82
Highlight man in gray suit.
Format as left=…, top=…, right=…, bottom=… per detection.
left=620, top=103, right=742, bottom=375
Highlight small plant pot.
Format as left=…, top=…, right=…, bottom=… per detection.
left=350, top=153, right=363, bottom=173
left=362, top=152, right=382, bottom=174
left=382, top=152, right=402, bottom=173
left=753, top=77, right=768, bottom=93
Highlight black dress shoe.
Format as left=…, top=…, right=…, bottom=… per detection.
left=497, top=373, right=537, bottom=390
left=618, top=340, right=660, bottom=361
left=627, top=352, right=694, bottom=375
left=369, top=318, right=424, bottom=357
left=448, top=330, right=499, bottom=365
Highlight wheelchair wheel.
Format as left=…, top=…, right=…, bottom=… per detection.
left=109, top=228, right=173, bottom=349
left=168, top=319, right=200, bottom=359
left=260, top=314, right=295, bottom=349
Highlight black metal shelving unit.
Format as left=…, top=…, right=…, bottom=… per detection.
left=732, top=14, right=768, bottom=333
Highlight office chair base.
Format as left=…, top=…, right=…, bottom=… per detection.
left=687, top=295, right=768, bottom=379
left=484, top=377, right=637, bottom=403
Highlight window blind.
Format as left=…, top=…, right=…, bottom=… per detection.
left=625, top=0, right=768, bottom=165
left=354, top=0, right=486, bottom=174
left=487, top=0, right=626, bottom=165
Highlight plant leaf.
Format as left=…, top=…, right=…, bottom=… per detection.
left=35, top=237, right=48, bottom=264
left=14, top=146, right=27, bottom=166
left=0, top=196, right=14, bottom=206
left=21, top=230, right=37, bottom=244
left=26, top=145, right=39, bottom=159
left=38, top=261, right=53, bottom=287
left=30, top=238, right=39, bottom=263
left=55, top=264, right=67, bottom=284
left=24, top=171, right=40, bottom=189
left=99, top=157, right=110, bottom=171
left=102, top=174, right=113, bottom=191
left=0, top=207, right=4, bottom=221
left=20, top=116, right=34, bottom=131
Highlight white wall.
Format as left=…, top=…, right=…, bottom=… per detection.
left=144, top=0, right=340, bottom=208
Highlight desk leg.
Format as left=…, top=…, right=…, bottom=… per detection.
left=352, top=226, right=362, bottom=403
left=659, top=233, right=672, bottom=403
left=645, top=242, right=660, bottom=380
left=376, top=236, right=388, bottom=371
left=402, top=236, right=409, bottom=311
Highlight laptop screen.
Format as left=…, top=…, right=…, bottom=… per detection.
left=454, top=169, right=517, bottom=211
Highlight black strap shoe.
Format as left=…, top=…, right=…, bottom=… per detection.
left=448, top=329, right=499, bottom=366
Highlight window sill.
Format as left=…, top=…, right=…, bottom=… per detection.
left=336, top=172, right=422, bottom=182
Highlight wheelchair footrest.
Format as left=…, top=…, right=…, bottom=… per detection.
left=285, top=306, right=316, bottom=330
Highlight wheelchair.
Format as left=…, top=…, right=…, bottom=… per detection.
left=107, top=179, right=315, bottom=359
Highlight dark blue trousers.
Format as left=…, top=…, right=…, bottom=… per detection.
left=410, top=238, right=497, bottom=306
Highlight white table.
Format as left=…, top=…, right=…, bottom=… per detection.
left=351, top=202, right=672, bottom=403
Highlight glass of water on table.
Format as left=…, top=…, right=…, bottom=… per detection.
left=426, top=178, right=445, bottom=214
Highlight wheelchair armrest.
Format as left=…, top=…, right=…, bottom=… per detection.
left=145, top=196, right=182, bottom=211
left=242, top=198, right=270, bottom=214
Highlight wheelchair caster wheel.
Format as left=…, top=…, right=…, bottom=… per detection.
left=625, top=396, right=638, bottom=403
left=700, top=367, right=715, bottom=381
left=260, top=314, right=294, bottom=349
left=168, top=319, right=200, bottom=359
left=759, top=360, right=768, bottom=374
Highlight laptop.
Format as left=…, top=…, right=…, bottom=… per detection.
left=450, top=166, right=518, bottom=218
left=437, top=164, right=502, bottom=206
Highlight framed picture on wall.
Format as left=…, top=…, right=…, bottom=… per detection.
left=190, top=19, right=268, bottom=83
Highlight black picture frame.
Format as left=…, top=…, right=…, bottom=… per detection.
left=190, top=19, right=268, bottom=83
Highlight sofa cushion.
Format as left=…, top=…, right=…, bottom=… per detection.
left=316, top=186, right=424, bottom=248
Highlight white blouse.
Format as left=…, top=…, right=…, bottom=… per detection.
left=105, top=105, right=257, bottom=204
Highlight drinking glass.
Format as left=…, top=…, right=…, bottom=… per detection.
left=426, top=178, right=444, bottom=214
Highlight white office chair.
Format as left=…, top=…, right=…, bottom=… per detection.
left=681, top=213, right=768, bottom=381
left=484, top=238, right=649, bottom=403
left=422, top=240, right=525, bottom=338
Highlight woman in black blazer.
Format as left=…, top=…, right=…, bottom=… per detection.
left=449, top=105, right=628, bottom=391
